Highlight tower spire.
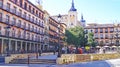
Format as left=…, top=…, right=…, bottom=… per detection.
left=69, top=0, right=77, bottom=11
left=80, top=14, right=86, bottom=22
left=81, top=14, right=84, bottom=20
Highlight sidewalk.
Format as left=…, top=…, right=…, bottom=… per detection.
left=1, top=58, right=120, bottom=67
left=30, top=54, right=57, bottom=60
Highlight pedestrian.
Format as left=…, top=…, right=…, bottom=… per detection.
left=53, top=49, right=56, bottom=55
left=38, top=49, right=42, bottom=56
left=79, top=48, right=83, bottom=54
left=21, top=49, right=24, bottom=54
left=67, top=47, right=69, bottom=54
left=36, top=52, right=38, bottom=59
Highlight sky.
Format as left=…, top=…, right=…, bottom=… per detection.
left=29, top=0, right=120, bottom=24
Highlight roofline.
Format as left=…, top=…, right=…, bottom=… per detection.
left=27, top=0, right=44, bottom=13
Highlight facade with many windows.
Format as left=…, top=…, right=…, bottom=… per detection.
left=48, top=17, right=66, bottom=51
left=0, top=0, right=66, bottom=54
left=85, top=24, right=115, bottom=46
left=0, top=0, right=45, bottom=54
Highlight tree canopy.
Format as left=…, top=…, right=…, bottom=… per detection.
left=65, top=26, right=97, bottom=48
left=65, top=26, right=85, bottom=47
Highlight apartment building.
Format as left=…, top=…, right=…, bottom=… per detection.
left=85, top=24, right=115, bottom=46
left=0, top=0, right=45, bottom=54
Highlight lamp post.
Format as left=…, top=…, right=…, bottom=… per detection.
left=57, top=14, right=61, bottom=57
left=5, top=25, right=11, bottom=56
left=110, top=35, right=113, bottom=46
left=114, top=24, right=119, bottom=52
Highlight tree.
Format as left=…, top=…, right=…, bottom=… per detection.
left=88, top=32, right=95, bottom=46
left=65, top=26, right=85, bottom=47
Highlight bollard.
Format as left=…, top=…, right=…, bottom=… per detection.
left=28, top=55, right=30, bottom=65
left=36, top=53, right=38, bottom=59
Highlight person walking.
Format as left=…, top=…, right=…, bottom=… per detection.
left=38, top=49, right=42, bottom=56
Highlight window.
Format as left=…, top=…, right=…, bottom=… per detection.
left=36, top=27, right=37, bottom=32
left=19, top=0, right=22, bottom=7
left=105, top=28, right=108, bottom=33
left=12, top=0, right=17, bottom=3
left=39, top=20, right=41, bottom=25
left=18, top=9, right=22, bottom=16
left=94, top=34, right=98, bottom=39
left=71, top=23, right=73, bottom=25
left=100, top=28, right=103, bottom=33
left=42, top=14, right=43, bottom=19
left=24, top=22, right=26, bottom=28
left=32, top=34, right=34, bottom=40
left=39, top=12, right=41, bottom=18
left=35, top=27, right=37, bottom=32
left=28, top=14, right=31, bottom=20
left=32, top=25, right=34, bottom=31
left=0, top=26, right=1, bottom=35
left=12, top=28, right=15, bottom=37
left=35, top=35, right=37, bottom=41
left=23, top=30, right=26, bottom=38
left=0, top=0, right=3, bottom=8
left=110, top=28, right=114, bottom=33
left=12, top=18, right=16, bottom=25
left=6, top=3, right=10, bottom=11
left=105, top=34, right=108, bottom=39
left=23, top=12, right=26, bottom=18
left=95, top=28, right=98, bottom=32
left=28, top=24, right=30, bottom=30
left=6, top=15, right=10, bottom=23
left=0, top=13, right=2, bottom=21
left=18, top=20, right=21, bottom=27
left=36, top=10, right=38, bottom=16
left=39, top=28, right=40, bottom=33
left=42, top=22, right=44, bottom=27
left=36, top=18, right=38, bottom=24
left=26, top=32, right=29, bottom=39
left=32, top=16, right=34, bottom=22
left=33, top=8, right=35, bottom=14
left=29, top=5, right=31, bottom=12
left=100, top=34, right=103, bottom=39
left=13, top=6, right=17, bottom=13
left=24, top=2, right=27, bottom=10
left=18, top=30, right=21, bottom=38
left=41, top=36, right=43, bottom=42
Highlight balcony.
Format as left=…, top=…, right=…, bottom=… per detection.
left=105, top=37, right=108, bottom=39
left=1, top=4, right=45, bottom=32
left=105, top=31, right=108, bottom=33
left=22, top=14, right=26, bottom=19
left=11, top=21, right=16, bottom=26
left=16, top=23, right=21, bottom=28
left=100, top=31, right=103, bottom=33
left=95, top=37, right=99, bottom=39
left=110, top=31, right=113, bottom=33
left=95, top=31, right=98, bottom=33
left=100, top=37, right=104, bottom=39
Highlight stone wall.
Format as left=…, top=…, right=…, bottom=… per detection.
left=57, top=53, right=120, bottom=64
left=5, top=53, right=36, bottom=63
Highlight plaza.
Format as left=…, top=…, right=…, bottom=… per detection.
left=0, top=0, right=120, bottom=67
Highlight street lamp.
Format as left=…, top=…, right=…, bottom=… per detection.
left=57, top=14, right=62, bottom=57
left=5, top=25, right=11, bottom=56
left=114, top=24, right=119, bottom=52
left=110, top=35, right=113, bottom=46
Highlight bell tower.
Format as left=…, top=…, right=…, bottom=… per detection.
left=68, top=0, right=78, bottom=28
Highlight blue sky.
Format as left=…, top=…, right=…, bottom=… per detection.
left=29, top=0, right=120, bottom=24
